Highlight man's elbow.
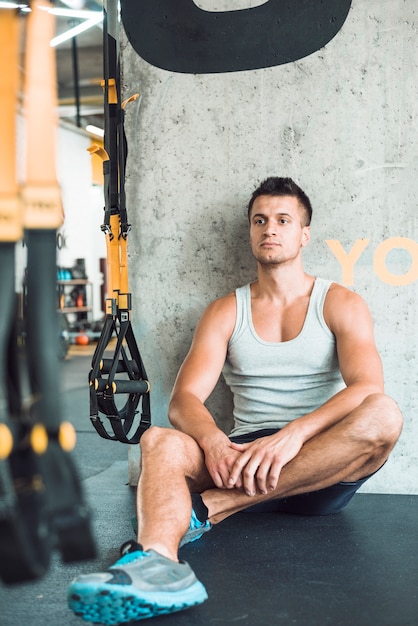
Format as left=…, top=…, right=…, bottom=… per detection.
left=356, top=381, right=385, bottom=399
left=167, top=393, right=180, bottom=428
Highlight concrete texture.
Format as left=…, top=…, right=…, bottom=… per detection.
left=121, top=0, right=418, bottom=493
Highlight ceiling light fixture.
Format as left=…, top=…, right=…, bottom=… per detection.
left=60, top=0, right=86, bottom=9
left=0, top=3, right=103, bottom=43
left=0, top=1, right=28, bottom=8
left=85, top=124, right=104, bottom=138
left=50, top=12, right=103, bottom=47
left=46, top=8, right=101, bottom=19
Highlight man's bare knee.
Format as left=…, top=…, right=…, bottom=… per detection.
left=140, top=426, right=189, bottom=457
left=355, top=393, right=403, bottom=450
left=335, top=393, right=402, bottom=482
left=139, top=426, right=206, bottom=479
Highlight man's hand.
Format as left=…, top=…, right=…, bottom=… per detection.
left=227, top=428, right=305, bottom=496
left=203, top=437, right=246, bottom=489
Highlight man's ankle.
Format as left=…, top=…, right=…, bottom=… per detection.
left=140, top=541, right=179, bottom=562
left=191, top=493, right=209, bottom=522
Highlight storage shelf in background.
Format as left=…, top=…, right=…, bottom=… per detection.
left=58, top=306, right=92, bottom=314
left=57, top=279, right=90, bottom=286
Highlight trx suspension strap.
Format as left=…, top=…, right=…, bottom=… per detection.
left=88, top=0, right=151, bottom=444
left=0, top=2, right=95, bottom=584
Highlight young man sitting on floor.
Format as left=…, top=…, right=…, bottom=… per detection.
left=68, top=177, right=402, bottom=624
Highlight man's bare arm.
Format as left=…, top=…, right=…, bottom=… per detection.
left=168, top=293, right=240, bottom=487
left=292, top=284, right=384, bottom=441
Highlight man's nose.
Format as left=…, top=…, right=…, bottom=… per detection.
left=263, top=219, right=277, bottom=235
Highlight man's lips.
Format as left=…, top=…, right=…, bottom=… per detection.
left=260, top=240, right=280, bottom=247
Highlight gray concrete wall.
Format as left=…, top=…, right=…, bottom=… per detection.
left=123, top=0, right=418, bottom=494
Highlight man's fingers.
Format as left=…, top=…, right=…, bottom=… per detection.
left=215, top=439, right=286, bottom=496
left=227, top=451, right=250, bottom=487
left=211, top=471, right=224, bottom=489
left=211, top=459, right=234, bottom=488
left=254, top=462, right=269, bottom=494
left=230, top=452, right=284, bottom=496
left=266, top=459, right=282, bottom=491
left=239, top=455, right=262, bottom=496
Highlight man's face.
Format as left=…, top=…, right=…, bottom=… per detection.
left=248, top=194, right=310, bottom=267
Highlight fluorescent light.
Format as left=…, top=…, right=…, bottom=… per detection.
left=0, top=1, right=28, bottom=7
left=86, top=125, right=104, bottom=138
left=60, top=0, right=85, bottom=9
left=50, top=13, right=103, bottom=47
left=46, top=8, right=102, bottom=19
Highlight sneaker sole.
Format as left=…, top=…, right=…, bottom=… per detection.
left=68, top=579, right=208, bottom=624
left=180, top=526, right=209, bottom=547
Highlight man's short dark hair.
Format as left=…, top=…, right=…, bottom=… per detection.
left=247, top=177, right=312, bottom=226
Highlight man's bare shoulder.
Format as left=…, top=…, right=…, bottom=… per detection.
left=324, top=282, right=373, bottom=332
left=326, top=282, right=367, bottom=306
left=199, top=290, right=237, bottom=334
left=206, top=290, right=237, bottom=313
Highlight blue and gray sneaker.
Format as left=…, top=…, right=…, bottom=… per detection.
left=131, top=509, right=212, bottom=548
left=180, top=508, right=212, bottom=547
left=67, top=541, right=207, bottom=624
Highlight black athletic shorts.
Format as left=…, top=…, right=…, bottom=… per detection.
left=229, top=428, right=376, bottom=516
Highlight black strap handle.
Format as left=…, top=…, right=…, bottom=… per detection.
left=89, top=314, right=151, bottom=444
left=89, top=0, right=151, bottom=444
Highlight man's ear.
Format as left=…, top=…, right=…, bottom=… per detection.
left=301, top=226, right=311, bottom=247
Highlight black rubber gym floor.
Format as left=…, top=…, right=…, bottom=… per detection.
left=177, top=495, right=418, bottom=626
left=1, top=352, right=417, bottom=626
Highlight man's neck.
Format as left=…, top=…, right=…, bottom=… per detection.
left=253, top=263, right=314, bottom=303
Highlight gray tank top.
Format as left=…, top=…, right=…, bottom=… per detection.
left=223, top=278, right=345, bottom=436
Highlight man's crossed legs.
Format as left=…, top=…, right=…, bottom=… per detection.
left=67, top=393, right=402, bottom=624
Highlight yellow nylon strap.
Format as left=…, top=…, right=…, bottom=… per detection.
left=0, top=9, right=22, bottom=242
left=119, top=235, right=129, bottom=294
left=118, top=233, right=130, bottom=310
left=105, top=213, right=121, bottom=314
left=22, top=0, right=63, bottom=230
left=104, top=216, right=131, bottom=313
left=88, top=145, right=125, bottom=314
